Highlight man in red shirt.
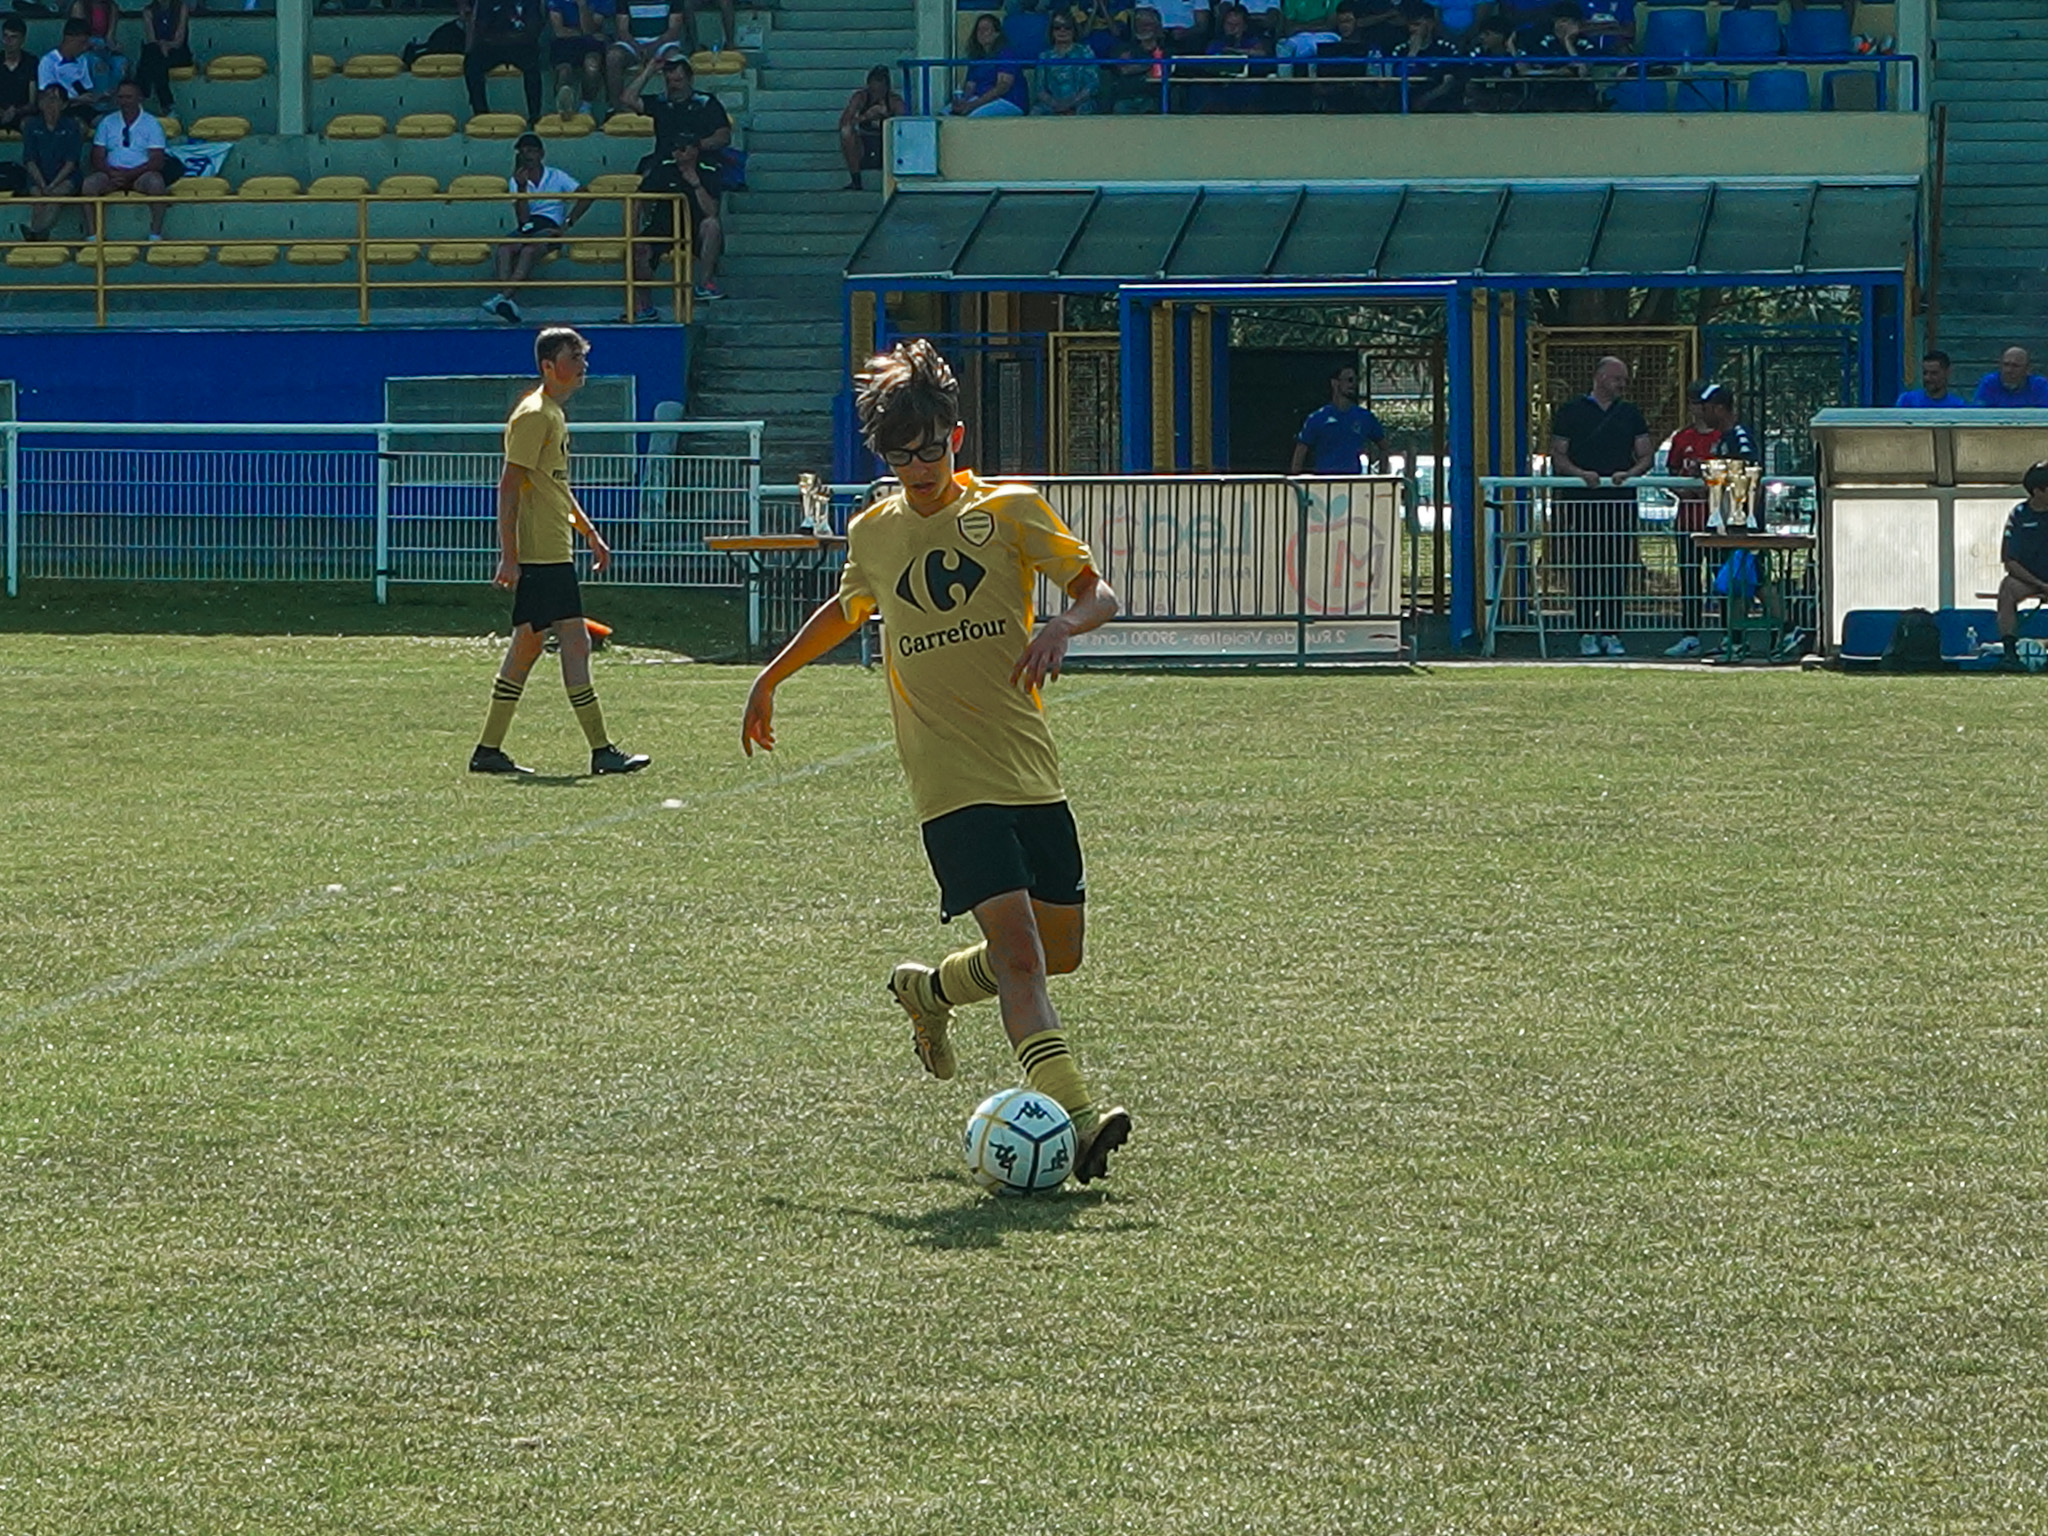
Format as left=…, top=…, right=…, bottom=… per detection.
left=1662, top=381, right=1720, bottom=658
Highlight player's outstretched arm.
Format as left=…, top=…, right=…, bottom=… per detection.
left=742, top=598, right=864, bottom=755
left=1012, top=571, right=1117, bottom=691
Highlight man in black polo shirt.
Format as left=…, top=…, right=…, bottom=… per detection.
left=1549, top=354, right=1654, bottom=656
left=1995, top=461, right=2048, bottom=666
left=629, top=46, right=730, bottom=166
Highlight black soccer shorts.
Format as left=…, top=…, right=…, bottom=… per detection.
left=920, top=800, right=1086, bottom=923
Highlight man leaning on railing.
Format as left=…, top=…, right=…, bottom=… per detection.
left=1548, top=355, right=1655, bottom=659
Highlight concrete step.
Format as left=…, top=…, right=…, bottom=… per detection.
left=1929, top=60, right=2048, bottom=81
left=1939, top=97, right=2048, bottom=120
left=741, top=166, right=879, bottom=194
left=1938, top=185, right=2048, bottom=209
left=1942, top=139, right=2048, bottom=163
left=696, top=351, right=843, bottom=378
left=1936, top=0, right=2048, bottom=19
left=725, top=229, right=864, bottom=258
left=730, top=85, right=856, bottom=111
left=769, top=9, right=916, bottom=33
left=1935, top=40, right=2048, bottom=62
left=724, top=206, right=877, bottom=234
left=759, top=64, right=910, bottom=90
left=1935, top=21, right=2048, bottom=43
left=764, top=43, right=920, bottom=70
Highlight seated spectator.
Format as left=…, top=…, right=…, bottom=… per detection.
left=950, top=14, right=1028, bottom=117
left=1578, top=0, right=1635, bottom=54
left=1975, top=347, right=2048, bottom=409
left=1353, top=0, right=1403, bottom=49
left=483, top=133, right=588, bottom=323
left=1235, top=0, right=1280, bottom=39
left=1390, top=1, right=1463, bottom=111
left=627, top=134, right=723, bottom=317
left=1994, top=462, right=2048, bottom=666
left=1497, top=0, right=1560, bottom=47
left=1463, top=15, right=1525, bottom=111
left=131, top=0, right=190, bottom=117
left=546, top=0, right=612, bottom=120
left=81, top=78, right=172, bottom=238
left=464, top=0, right=546, bottom=124
left=0, top=17, right=36, bottom=132
left=1034, top=12, right=1102, bottom=113
left=608, top=0, right=683, bottom=114
left=68, top=0, right=126, bottom=95
left=839, top=64, right=905, bottom=190
left=40, top=19, right=108, bottom=124
left=1521, top=3, right=1594, bottom=111
left=680, top=0, right=735, bottom=56
left=1102, top=6, right=1170, bottom=113
left=19, top=82, right=83, bottom=239
left=1894, top=349, right=1970, bottom=410
left=1070, top=0, right=1132, bottom=55
left=629, top=48, right=730, bottom=169
left=1152, top=0, right=1210, bottom=51
left=1184, top=2, right=1272, bottom=110
left=1313, top=4, right=1385, bottom=114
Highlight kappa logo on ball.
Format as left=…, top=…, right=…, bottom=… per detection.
left=955, top=508, right=994, bottom=547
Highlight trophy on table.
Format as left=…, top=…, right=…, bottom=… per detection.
left=797, top=472, right=833, bottom=538
left=1703, top=459, right=1762, bottom=532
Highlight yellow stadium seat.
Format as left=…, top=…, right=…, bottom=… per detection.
left=6, top=243, right=69, bottom=268
left=310, top=54, right=336, bottom=79
left=709, top=51, right=745, bottom=74
left=216, top=243, right=280, bottom=266
left=409, top=53, right=464, bottom=78
left=488, top=62, right=522, bottom=78
left=449, top=173, right=506, bottom=196
left=535, top=112, right=595, bottom=138
left=238, top=175, right=302, bottom=199
left=366, top=241, right=421, bottom=264
left=324, top=113, right=388, bottom=140
left=309, top=175, right=371, bottom=198
left=171, top=175, right=229, bottom=199
left=426, top=241, right=489, bottom=265
left=205, top=54, right=266, bottom=81
left=343, top=53, right=403, bottom=78
left=189, top=115, right=251, bottom=140
left=145, top=241, right=209, bottom=267
left=376, top=174, right=439, bottom=197
left=169, top=64, right=195, bottom=80
left=688, top=50, right=718, bottom=71
left=602, top=113, right=653, bottom=138
left=395, top=112, right=458, bottom=139
left=287, top=244, right=351, bottom=265
left=0, top=128, right=18, bottom=143
left=464, top=112, right=526, bottom=139
left=152, top=117, right=180, bottom=139
left=569, top=240, right=624, bottom=263
left=588, top=173, right=642, bottom=193
left=76, top=243, right=141, bottom=267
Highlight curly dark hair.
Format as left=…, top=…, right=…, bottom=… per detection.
left=855, top=339, right=959, bottom=455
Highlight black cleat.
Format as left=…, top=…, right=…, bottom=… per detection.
left=1073, top=1106, right=1131, bottom=1186
left=469, top=744, right=532, bottom=775
left=590, top=744, right=650, bottom=775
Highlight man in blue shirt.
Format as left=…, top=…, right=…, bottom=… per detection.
left=1895, top=349, right=1969, bottom=409
left=1995, top=461, right=2048, bottom=665
left=1290, top=362, right=1387, bottom=474
left=1973, top=346, right=2048, bottom=409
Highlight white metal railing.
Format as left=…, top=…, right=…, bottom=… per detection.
left=0, top=419, right=765, bottom=600
left=1482, top=473, right=1819, bottom=657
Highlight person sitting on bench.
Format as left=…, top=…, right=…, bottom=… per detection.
left=1995, top=460, right=2048, bottom=666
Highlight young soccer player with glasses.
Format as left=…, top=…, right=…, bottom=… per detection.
left=740, top=339, right=1133, bottom=1184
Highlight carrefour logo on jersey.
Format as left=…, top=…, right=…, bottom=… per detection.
left=894, top=547, right=986, bottom=614
left=897, top=615, right=1009, bottom=657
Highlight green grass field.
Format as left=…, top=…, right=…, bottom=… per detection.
left=4, top=613, right=2046, bottom=1534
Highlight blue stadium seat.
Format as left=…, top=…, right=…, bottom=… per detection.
left=1787, top=6, right=1853, bottom=57
left=1838, top=609, right=1900, bottom=662
left=1936, top=608, right=2000, bottom=661
left=1715, top=7, right=1779, bottom=58
left=1641, top=6, right=1709, bottom=59
left=1004, top=10, right=1050, bottom=59
left=1821, top=67, right=1880, bottom=109
left=1745, top=68, right=1811, bottom=111
left=1610, top=77, right=1669, bottom=112
left=1673, top=76, right=1732, bottom=111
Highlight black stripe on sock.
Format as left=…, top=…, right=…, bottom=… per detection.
left=969, top=951, right=998, bottom=995
left=567, top=688, right=598, bottom=708
left=492, top=678, right=524, bottom=700
left=1017, top=1036, right=1069, bottom=1071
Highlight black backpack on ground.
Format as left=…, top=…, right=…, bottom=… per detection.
left=1880, top=608, right=1945, bottom=672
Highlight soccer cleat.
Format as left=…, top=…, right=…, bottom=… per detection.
left=1601, top=634, right=1627, bottom=657
left=1664, top=635, right=1703, bottom=658
left=490, top=296, right=522, bottom=324
left=1073, top=1105, right=1131, bottom=1185
left=469, top=744, right=532, bottom=775
left=1578, top=634, right=1601, bottom=657
left=590, top=744, right=650, bottom=775
left=887, top=961, right=955, bottom=1080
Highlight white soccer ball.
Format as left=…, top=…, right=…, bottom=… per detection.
left=962, top=1088, right=1076, bottom=1196
left=2019, top=637, right=2047, bottom=674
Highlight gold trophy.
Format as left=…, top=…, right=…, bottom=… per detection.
left=1702, top=458, right=1731, bottom=532
left=798, top=473, right=833, bottom=538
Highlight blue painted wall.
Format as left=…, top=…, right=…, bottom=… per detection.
left=6, top=325, right=688, bottom=424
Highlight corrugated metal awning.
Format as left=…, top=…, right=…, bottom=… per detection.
left=843, top=181, right=1916, bottom=284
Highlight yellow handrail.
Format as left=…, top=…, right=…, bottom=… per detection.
left=0, top=189, right=695, bottom=324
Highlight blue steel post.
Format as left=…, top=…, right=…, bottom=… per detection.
left=1858, top=283, right=1877, bottom=405
left=1447, top=285, right=1477, bottom=646
left=1119, top=289, right=1150, bottom=472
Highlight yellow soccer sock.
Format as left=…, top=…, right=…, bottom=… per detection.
left=480, top=675, right=524, bottom=749
left=1016, top=1029, right=1097, bottom=1137
left=936, top=942, right=999, bottom=1008
left=566, top=683, right=609, bottom=749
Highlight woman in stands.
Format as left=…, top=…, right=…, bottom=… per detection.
left=1033, top=13, right=1101, bottom=114
left=950, top=14, right=1028, bottom=117
left=131, top=0, right=188, bottom=117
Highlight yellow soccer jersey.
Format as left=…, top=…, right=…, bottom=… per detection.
left=838, top=472, right=1095, bottom=825
left=504, top=388, right=576, bottom=566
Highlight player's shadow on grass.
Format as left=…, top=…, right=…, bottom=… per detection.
left=510, top=773, right=595, bottom=789
left=764, top=1186, right=1150, bottom=1252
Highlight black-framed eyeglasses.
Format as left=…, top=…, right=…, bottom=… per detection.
left=879, top=441, right=950, bottom=467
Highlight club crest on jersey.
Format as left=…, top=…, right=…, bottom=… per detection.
left=955, top=508, right=995, bottom=547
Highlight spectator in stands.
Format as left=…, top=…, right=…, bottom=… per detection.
left=0, top=18, right=36, bottom=132
left=1463, top=16, right=1525, bottom=112
left=1392, top=1, right=1464, bottom=112
left=19, top=81, right=83, bottom=240
left=40, top=19, right=106, bottom=123
left=950, top=14, right=1028, bottom=116
left=483, top=133, right=588, bottom=323
left=1103, top=6, right=1169, bottom=113
left=630, top=48, right=730, bottom=168
left=627, top=132, right=723, bottom=317
left=1662, top=382, right=1721, bottom=658
left=1277, top=0, right=1337, bottom=47
left=1353, top=0, right=1404, bottom=48
left=464, top=0, right=547, bottom=124
left=839, top=64, right=904, bottom=190
left=1235, top=0, right=1280, bottom=40
left=1033, top=13, right=1102, bottom=112
left=1522, top=2, right=1594, bottom=111
left=1291, top=362, right=1387, bottom=473
left=131, top=0, right=189, bottom=117
left=1312, top=4, right=1384, bottom=114
left=1894, top=350, right=1968, bottom=409
left=1549, top=354, right=1654, bottom=657
left=1185, top=2, right=1271, bottom=110
left=608, top=0, right=682, bottom=115
left=1993, top=461, right=2048, bottom=667
left=680, top=0, right=736, bottom=56
left=81, top=78, right=170, bottom=238
left=1072, top=0, right=1132, bottom=54
left=546, top=0, right=612, bottom=119
left=1498, top=0, right=1559, bottom=47
left=1974, top=346, right=2048, bottom=409
left=1577, top=0, right=1635, bottom=54
left=1153, top=0, right=1210, bottom=51
left=68, top=0, right=125, bottom=95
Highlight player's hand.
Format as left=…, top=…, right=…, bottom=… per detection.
left=589, top=537, right=612, bottom=574
left=492, top=556, right=519, bottom=589
left=1579, top=470, right=1601, bottom=489
left=741, top=676, right=776, bottom=756
left=1610, top=471, right=1632, bottom=486
left=1012, top=616, right=1072, bottom=691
